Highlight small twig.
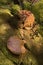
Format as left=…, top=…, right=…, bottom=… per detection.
left=18, top=0, right=24, bottom=9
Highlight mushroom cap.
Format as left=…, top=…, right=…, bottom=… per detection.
left=7, top=36, right=26, bottom=55
left=19, top=10, right=35, bottom=27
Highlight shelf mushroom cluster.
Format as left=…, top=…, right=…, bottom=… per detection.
left=7, top=10, right=35, bottom=55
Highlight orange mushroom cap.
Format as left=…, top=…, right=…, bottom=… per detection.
left=19, top=10, right=35, bottom=27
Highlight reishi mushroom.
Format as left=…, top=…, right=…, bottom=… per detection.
left=7, top=36, right=26, bottom=55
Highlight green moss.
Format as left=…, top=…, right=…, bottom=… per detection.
left=11, top=4, right=21, bottom=15
left=0, top=51, right=15, bottom=65
left=22, top=52, right=38, bottom=65
left=23, top=1, right=31, bottom=10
